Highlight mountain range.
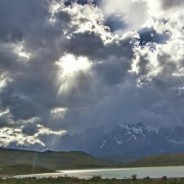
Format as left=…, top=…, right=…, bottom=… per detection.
left=4, top=123, right=184, bottom=162
left=56, top=123, right=184, bottom=161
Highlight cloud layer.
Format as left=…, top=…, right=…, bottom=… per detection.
left=0, top=0, right=184, bottom=150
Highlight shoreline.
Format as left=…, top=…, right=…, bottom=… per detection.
left=11, top=165, right=184, bottom=180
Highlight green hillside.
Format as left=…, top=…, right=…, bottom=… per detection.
left=0, top=148, right=112, bottom=175
left=1, top=148, right=184, bottom=176
left=0, top=164, right=53, bottom=176
left=128, top=153, right=184, bottom=167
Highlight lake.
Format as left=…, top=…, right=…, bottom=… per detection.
left=15, top=166, right=184, bottom=179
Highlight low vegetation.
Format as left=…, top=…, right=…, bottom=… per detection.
left=1, top=148, right=184, bottom=177
left=128, top=153, right=184, bottom=167
left=0, top=148, right=112, bottom=175
left=0, top=164, right=53, bottom=176
left=1, top=176, right=184, bottom=184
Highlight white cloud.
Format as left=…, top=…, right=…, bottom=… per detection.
left=0, top=127, right=44, bottom=147
left=13, top=42, right=31, bottom=60
left=50, top=107, right=68, bottom=119
left=132, top=10, right=184, bottom=82
left=0, top=123, right=66, bottom=149
left=100, top=0, right=149, bottom=32
left=0, top=74, right=10, bottom=90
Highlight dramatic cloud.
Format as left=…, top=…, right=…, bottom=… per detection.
left=100, top=0, right=148, bottom=32
left=0, top=0, right=184, bottom=150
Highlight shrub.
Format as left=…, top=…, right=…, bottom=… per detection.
left=131, top=174, right=137, bottom=181
left=162, top=176, right=167, bottom=181
left=144, top=176, right=151, bottom=180
left=90, top=175, right=102, bottom=181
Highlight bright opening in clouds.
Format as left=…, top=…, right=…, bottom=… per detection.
left=56, top=54, right=91, bottom=76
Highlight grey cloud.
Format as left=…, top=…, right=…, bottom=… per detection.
left=135, top=55, right=150, bottom=77
left=93, top=56, right=130, bottom=85
left=66, top=32, right=104, bottom=58
left=67, top=30, right=134, bottom=62
left=0, top=114, right=12, bottom=128
left=22, top=123, right=39, bottom=136
left=0, top=0, right=48, bottom=42
left=59, top=80, right=181, bottom=133
left=0, top=0, right=74, bottom=121
left=57, top=71, right=103, bottom=108
left=0, top=58, right=59, bottom=121
left=7, top=141, right=43, bottom=151
left=138, top=27, right=169, bottom=46
left=105, top=14, right=127, bottom=32
left=162, top=0, right=184, bottom=9
left=98, top=38, right=134, bottom=59
left=0, top=0, right=68, bottom=131
left=0, top=0, right=134, bottom=134
left=64, top=0, right=100, bottom=6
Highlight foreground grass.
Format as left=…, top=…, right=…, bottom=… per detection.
left=0, top=176, right=184, bottom=184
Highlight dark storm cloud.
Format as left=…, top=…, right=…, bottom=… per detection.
left=22, top=123, right=39, bottom=136
left=0, top=0, right=48, bottom=42
left=0, top=113, right=12, bottom=128
left=0, top=69, right=57, bottom=121
left=0, top=0, right=184, bottom=149
left=67, top=31, right=134, bottom=61
left=64, top=0, right=100, bottom=6
left=59, top=79, right=179, bottom=133
left=0, top=0, right=135, bottom=134
left=0, top=0, right=69, bottom=127
left=66, top=32, right=104, bottom=58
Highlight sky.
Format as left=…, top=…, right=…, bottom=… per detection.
left=0, top=0, right=184, bottom=149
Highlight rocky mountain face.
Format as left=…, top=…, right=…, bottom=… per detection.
left=57, top=123, right=184, bottom=159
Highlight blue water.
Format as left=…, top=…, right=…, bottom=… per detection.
left=15, top=166, right=184, bottom=179
left=58, top=166, right=184, bottom=179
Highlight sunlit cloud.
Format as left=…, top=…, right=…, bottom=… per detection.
left=13, top=42, right=31, bottom=60
left=0, top=109, right=9, bottom=117
left=56, top=54, right=92, bottom=95
left=100, top=0, right=148, bottom=32
left=50, top=107, right=68, bottom=119
left=56, top=54, right=92, bottom=76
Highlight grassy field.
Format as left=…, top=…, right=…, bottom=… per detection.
left=0, top=164, right=54, bottom=176
left=128, top=153, right=184, bottom=167
left=1, top=148, right=184, bottom=176
left=0, top=148, right=112, bottom=175
left=0, top=176, right=184, bottom=184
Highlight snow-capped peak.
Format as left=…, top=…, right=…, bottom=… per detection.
left=119, top=123, right=152, bottom=137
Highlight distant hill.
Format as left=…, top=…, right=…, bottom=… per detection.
left=128, top=153, right=184, bottom=167
left=1, top=148, right=184, bottom=176
left=0, top=164, right=53, bottom=176
left=0, top=148, right=112, bottom=175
